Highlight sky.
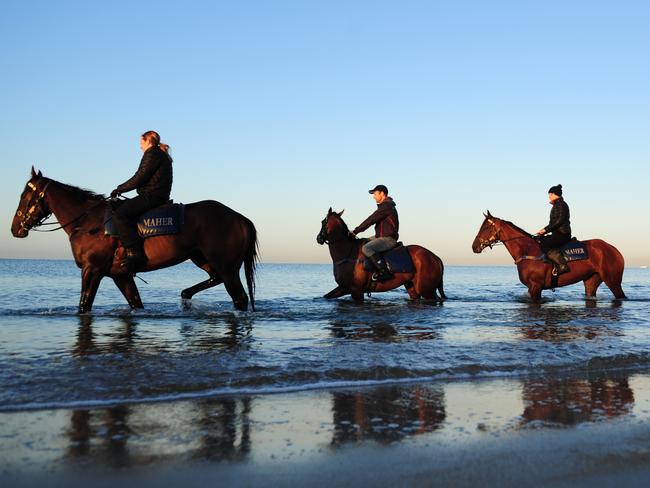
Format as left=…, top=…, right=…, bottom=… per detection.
left=1, top=0, right=649, bottom=265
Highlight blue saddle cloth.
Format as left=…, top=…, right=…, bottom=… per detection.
left=558, top=239, right=588, bottom=262
left=104, top=203, right=184, bottom=238
left=363, top=244, right=415, bottom=273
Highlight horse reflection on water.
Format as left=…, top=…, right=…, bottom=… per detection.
left=11, top=168, right=258, bottom=313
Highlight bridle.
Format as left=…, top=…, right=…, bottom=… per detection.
left=15, top=178, right=105, bottom=233
left=16, top=179, right=52, bottom=232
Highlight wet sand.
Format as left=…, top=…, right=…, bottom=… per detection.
left=3, top=371, right=650, bottom=487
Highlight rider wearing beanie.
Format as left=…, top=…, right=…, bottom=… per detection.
left=536, top=184, right=572, bottom=275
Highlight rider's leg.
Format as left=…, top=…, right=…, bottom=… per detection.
left=112, top=195, right=157, bottom=269
left=540, top=234, right=570, bottom=275
left=362, top=237, right=397, bottom=281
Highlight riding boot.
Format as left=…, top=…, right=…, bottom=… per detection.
left=546, top=249, right=569, bottom=276
left=367, top=254, right=394, bottom=282
left=123, top=244, right=147, bottom=272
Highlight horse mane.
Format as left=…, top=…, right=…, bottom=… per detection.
left=47, top=178, right=106, bottom=202
left=501, top=219, right=532, bottom=237
left=330, top=213, right=357, bottom=242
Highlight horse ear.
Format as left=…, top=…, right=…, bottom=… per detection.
left=38, top=170, right=42, bottom=177
left=338, top=209, right=345, bottom=216
left=327, top=207, right=333, bottom=215
left=487, top=210, right=493, bottom=218
left=31, top=166, right=37, bottom=178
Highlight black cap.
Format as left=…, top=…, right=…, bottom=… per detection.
left=548, top=184, right=563, bottom=196
left=368, top=184, right=388, bottom=195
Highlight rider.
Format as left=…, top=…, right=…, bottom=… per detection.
left=536, top=184, right=571, bottom=275
left=350, top=184, right=399, bottom=281
left=110, top=130, right=173, bottom=270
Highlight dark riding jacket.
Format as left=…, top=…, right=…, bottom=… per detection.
left=353, top=197, right=399, bottom=239
left=544, top=197, right=571, bottom=236
left=116, top=145, right=173, bottom=200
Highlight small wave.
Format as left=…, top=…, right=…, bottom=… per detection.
left=4, top=358, right=650, bottom=413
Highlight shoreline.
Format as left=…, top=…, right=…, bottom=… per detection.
left=3, top=370, right=650, bottom=486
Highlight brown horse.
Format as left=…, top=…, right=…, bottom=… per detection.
left=472, top=211, right=626, bottom=301
left=11, top=168, right=258, bottom=313
left=316, top=208, right=445, bottom=301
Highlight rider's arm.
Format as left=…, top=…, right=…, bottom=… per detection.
left=544, top=201, right=569, bottom=233
left=352, top=205, right=391, bottom=235
left=116, top=150, right=161, bottom=194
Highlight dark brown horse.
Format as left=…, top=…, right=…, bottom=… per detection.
left=317, top=208, right=445, bottom=301
left=11, top=168, right=258, bottom=313
left=472, top=211, right=626, bottom=301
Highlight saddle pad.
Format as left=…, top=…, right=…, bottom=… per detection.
left=559, top=240, right=588, bottom=262
left=104, top=203, right=184, bottom=238
left=363, top=244, right=415, bottom=274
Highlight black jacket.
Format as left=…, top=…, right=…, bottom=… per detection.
left=544, top=197, right=571, bottom=236
left=117, top=146, right=173, bottom=200
left=353, top=197, right=399, bottom=239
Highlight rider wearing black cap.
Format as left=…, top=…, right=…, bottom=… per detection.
left=536, top=184, right=571, bottom=275
left=350, top=184, right=399, bottom=281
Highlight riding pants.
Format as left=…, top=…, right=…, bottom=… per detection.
left=112, top=194, right=166, bottom=248
left=362, top=236, right=397, bottom=257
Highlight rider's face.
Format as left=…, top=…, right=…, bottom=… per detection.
left=548, top=193, right=560, bottom=204
left=372, top=191, right=386, bottom=204
left=140, top=137, right=153, bottom=152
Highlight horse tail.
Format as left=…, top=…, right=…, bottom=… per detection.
left=437, top=257, right=447, bottom=300
left=243, top=218, right=259, bottom=311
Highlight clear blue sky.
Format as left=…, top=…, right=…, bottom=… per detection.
left=1, top=1, right=649, bottom=265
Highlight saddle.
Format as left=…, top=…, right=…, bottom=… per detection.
left=544, top=238, right=589, bottom=262
left=362, top=243, right=415, bottom=274
left=104, top=202, right=184, bottom=238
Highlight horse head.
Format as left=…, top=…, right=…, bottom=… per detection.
left=316, top=207, right=348, bottom=245
left=11, top=166, right=52, bottom=238
left=472, top=210, right=502, bottom=253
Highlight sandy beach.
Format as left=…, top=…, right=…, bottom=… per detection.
left=4, top=370, right=650, bottom=487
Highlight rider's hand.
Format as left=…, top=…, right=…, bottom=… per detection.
left=536, top=228, right=546, bottom=236
left=110, top=188, right=120, bottom=199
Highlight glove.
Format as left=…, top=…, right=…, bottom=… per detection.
left=110, top=188, right=120, bottom=198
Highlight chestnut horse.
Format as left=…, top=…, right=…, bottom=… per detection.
left=317, top=208, right=445, bottom=301
left=11, top=168, right=258, bottom=313
left=472, top=211, right=626, bottom=301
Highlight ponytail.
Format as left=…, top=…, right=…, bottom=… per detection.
left=142, top=130, right=172, bottom=160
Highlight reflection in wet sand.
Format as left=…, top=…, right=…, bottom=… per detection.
left=331, top=385, right=445, bottom=446
left=521, top=374, right=634, bottom=427
left=2, top=373, right=648, bottom=475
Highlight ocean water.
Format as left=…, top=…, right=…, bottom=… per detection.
left=0, top=259, right=649, bottom=412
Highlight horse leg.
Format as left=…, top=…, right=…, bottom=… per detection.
left=181, top=255, right=223, bottom=299
left=350, top=289, right=365, bottom=302
left=222, top=270, right=249, bottom=311
left=324, top=285, right=349, bottom=299
left=528, top=285, right=542, bottom=303
left=79, top=267, right=103, bottom=314
left=583, top=274, right=602, bottom=300
left=112, top=275, right=144, bottom=309
left=601, top=268, right=627, bottom=299
left=404, top=281, right=420, bottom=300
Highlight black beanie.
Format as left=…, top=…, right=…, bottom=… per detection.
left=548, top=184, right=563, bottom=196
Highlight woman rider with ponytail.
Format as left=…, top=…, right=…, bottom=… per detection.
left=110, top=130, right=173, bottom=271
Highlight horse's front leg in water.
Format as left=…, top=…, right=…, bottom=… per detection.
left=79, top=267, right=103, bottom=313
left=112, top=274, right=144, bottom=309
left=324, top=285, right=349, bottom=299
